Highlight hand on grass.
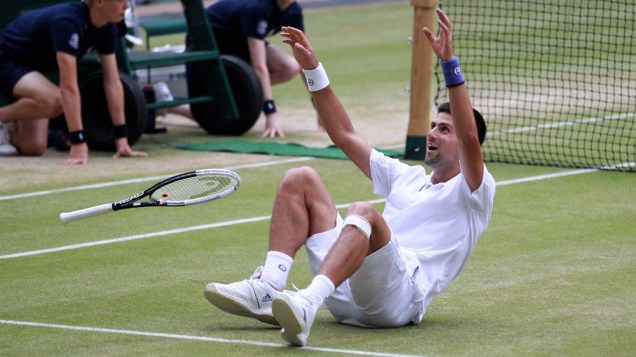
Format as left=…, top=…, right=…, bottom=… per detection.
left=63, top=143, right=88, bottom=165
left=113, top=137, right=148, bottom=159
left=261, top=113, right=285, bottom=138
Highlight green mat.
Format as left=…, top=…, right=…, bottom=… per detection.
left=174, top=140, right=402, bottom=160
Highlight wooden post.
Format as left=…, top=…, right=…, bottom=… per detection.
left=405, top=0, right=438, bottom=160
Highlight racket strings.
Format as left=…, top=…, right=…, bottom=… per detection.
left=150, top=175, right=237, bottom=203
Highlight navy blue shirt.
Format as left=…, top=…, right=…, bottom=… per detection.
left=0, top=2, right=118, bottom=71
left=206, top=0, right=304, bottom=40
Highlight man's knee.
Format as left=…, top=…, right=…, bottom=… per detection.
left=344, top=202, right=390, bottom=250
left=16, top=139, right=47, bottom=156
left=12, top=120, right=49, bottom=156
left=278, top=166, right=332, bottom=204
left=281, top=166, right=320, bottom=187
left=345, top=202, right=377, bottom=222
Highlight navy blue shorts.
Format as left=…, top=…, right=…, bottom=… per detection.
left=0, top=54, right=34, bottom=103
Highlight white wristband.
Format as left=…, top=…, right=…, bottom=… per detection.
left=302, top=62, right=330, bottom=92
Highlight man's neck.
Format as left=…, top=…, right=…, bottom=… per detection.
left=430, top=165, right=461, bottom=185
left=276, top=0, right=294, bottom=11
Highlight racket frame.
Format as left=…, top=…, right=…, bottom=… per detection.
left=60, top=169, right=240, bottom=223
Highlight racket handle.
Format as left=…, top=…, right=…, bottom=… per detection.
left=60, top=203, right=114, bottom=224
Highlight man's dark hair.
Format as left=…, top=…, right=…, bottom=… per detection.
left=437, top=102, right=487, bottom=146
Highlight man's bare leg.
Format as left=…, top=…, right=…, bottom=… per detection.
left=203, top=166, right=337, bottom=324
left=0, top=72, right=62, bottom=155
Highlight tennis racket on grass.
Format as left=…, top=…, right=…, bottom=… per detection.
left=60, top=169, right=240, bottom=224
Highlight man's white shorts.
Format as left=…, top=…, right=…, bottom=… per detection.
left=305, top=213, right=425, bottom=328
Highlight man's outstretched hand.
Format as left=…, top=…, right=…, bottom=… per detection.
left=281, top=27, right=319, bottom=71
left=422, top=8, right=455, bottom=61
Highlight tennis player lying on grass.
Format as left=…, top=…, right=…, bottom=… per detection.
left=0, top=0, right=147, bottom=164
left=203, top=8, right=495, bottom=347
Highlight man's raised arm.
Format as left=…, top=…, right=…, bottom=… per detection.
left=423, top=9, right=484, bottom=191
left=281, top=26, right=373, bottom=178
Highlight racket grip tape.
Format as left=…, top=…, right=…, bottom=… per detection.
left=60, top=203, right=114, bottom=224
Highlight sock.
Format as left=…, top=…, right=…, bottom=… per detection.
left=260, top=251, right=293, bottom=291
left=303, top=274, right=335, bottom=303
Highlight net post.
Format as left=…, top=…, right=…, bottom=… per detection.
left=405, top=0, right=438, bottom=160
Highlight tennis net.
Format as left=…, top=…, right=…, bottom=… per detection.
left=434, top=0, right=635, bottom=171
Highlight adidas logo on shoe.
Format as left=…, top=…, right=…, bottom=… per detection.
left=262, top=293, right=273, bottom=303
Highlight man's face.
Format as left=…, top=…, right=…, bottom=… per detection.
left=424, top=112, right=459, bottom=169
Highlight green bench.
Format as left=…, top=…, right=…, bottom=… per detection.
left=138, top=14, right=188, bottom=51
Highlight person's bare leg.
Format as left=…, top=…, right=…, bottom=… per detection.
left=272, top=202, right=392, bottom=346
left=318, top=202, right=391, bottom=287
left=166, top=104, right=193, bottom=119
left=0, top=72, right=62, bottom=122
left=0, top=72, right=62, bottom=155
left=203, top=166, right=337, bottom=325
left=267, top=166, right=338, bottom=258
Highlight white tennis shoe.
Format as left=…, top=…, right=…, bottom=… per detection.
left=204, top=267, right=279, bottom=325
left=272, top=290, right=322, bottom=347
left=0, top=123, right=17, bottom=156
left=152, top=82, right=174, bottom=117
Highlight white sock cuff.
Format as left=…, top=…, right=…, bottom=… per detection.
left=266, top=250, right=293, bottom=264
left=305, top=274, right=335, bottom=302
left=314, top=274, right=335, bottom=291
left=261, top=251, right=294, bottom=291
left=342, top=214, right=372, bottom=239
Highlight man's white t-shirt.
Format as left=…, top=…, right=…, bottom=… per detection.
left=370, top=149, right=496, bottom=311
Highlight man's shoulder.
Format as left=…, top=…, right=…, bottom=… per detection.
left=43, top=3, right=89, bottom=34
left=11, top=2, right=83, bottom=27
left=213, top=0, right=270, bottom=15
left=40, top=2, right=85, bottom=21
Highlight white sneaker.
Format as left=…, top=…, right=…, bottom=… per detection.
left=272, top=290, right=322, bottom=347
left=204, top=267, right=279, bottom=325
left=0, top=122, right=17, bottom=156
left=152, top=82, right=174, bottom=117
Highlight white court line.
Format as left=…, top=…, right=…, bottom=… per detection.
left=490, top=111, right=636, bottom=136
left=0, top=216, right=270, bottom=260
left=0, top=168, right=598, bottom=261
left=495, top=168, right=596, bottom=186
left=0, top=319, right=421, bottom=357
left=0, top=157, right=314, bottom=202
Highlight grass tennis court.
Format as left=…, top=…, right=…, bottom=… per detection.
left=1, top=2, right=634, bottom=356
